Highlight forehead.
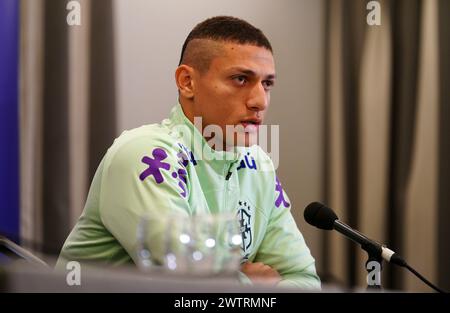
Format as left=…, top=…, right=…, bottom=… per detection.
left=209, top=42, right=275, bottom=75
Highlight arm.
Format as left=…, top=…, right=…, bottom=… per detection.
left=240, top=261, right=281, bottom=286
left=253, top=176, right=321, bottom=290
left=99, top=135, right=192, bottom=265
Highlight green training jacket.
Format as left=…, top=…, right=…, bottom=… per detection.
left=57, top=103, right=321, bottom=289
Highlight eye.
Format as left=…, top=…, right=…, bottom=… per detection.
left=232, top=75, right=248, bottom=86
left=262, top=80, right=274, bottom=91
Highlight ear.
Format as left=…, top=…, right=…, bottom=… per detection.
left=175, top=65, right=195, bottom=99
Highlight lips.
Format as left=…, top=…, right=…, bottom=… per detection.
left=240, top=118, right=262, bottom=132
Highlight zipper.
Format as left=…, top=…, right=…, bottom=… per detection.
left=221, top=144, right=242, bottom=211
left=223, top=164, right=229, bottom=212
left=225, top=157, right=240, bottom=181
left=223, top=161, right=236, bottom=212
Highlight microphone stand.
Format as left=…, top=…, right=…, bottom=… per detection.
left=334, top=221, right=384, bottom=290
left=361, top=242, right=383, bottom=291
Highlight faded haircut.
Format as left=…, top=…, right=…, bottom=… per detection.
left=178, top=16, right=273, bottom=72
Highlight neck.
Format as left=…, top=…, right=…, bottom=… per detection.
left=179, top=97, right=195, bottom=124
left=179, top=98, right=236, bottom=152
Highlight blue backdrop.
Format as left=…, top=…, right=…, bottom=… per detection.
left=0, top=0, right=20, bottom=241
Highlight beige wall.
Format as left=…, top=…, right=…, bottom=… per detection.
left=114, top=0, right=325, bottom=272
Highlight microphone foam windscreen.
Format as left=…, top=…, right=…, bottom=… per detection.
left=304, top=202, right=338, bottom=230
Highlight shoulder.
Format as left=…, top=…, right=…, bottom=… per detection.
left=102, top=124, right=182, bottom=172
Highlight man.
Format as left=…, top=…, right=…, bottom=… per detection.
left=57, top=16, right=320, bottom=289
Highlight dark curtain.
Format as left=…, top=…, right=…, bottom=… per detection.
left=322, top=0, right=450, bottom=290
left=40, top=0, right=117, bottom=255
left=438, top=0, right=450, bottom=292
left=88, top=0, right=117, bottom=181
left=42, top=0, right=70, bottom=254
left=386, top=0, right=422, bottom=290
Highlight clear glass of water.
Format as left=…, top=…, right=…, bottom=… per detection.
left=136, top=211, right=243, bottom=276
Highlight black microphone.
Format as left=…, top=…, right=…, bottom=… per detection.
left=304, top=202, right=404, bottom=266
left=304, top=201, right=446, bottom=293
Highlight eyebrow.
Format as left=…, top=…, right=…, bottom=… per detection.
left=228, top=67, right=276, bottom=80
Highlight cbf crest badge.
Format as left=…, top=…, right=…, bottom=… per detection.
left=237, top=200, right=252, bottom=260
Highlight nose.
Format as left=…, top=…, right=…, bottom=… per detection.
left=246, top=82, right=269, bottom=113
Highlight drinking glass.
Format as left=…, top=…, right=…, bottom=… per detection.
left=136, top=211, right=243, bottom=276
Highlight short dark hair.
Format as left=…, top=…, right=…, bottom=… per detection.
left=178, top=16, right=273, bottom=66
